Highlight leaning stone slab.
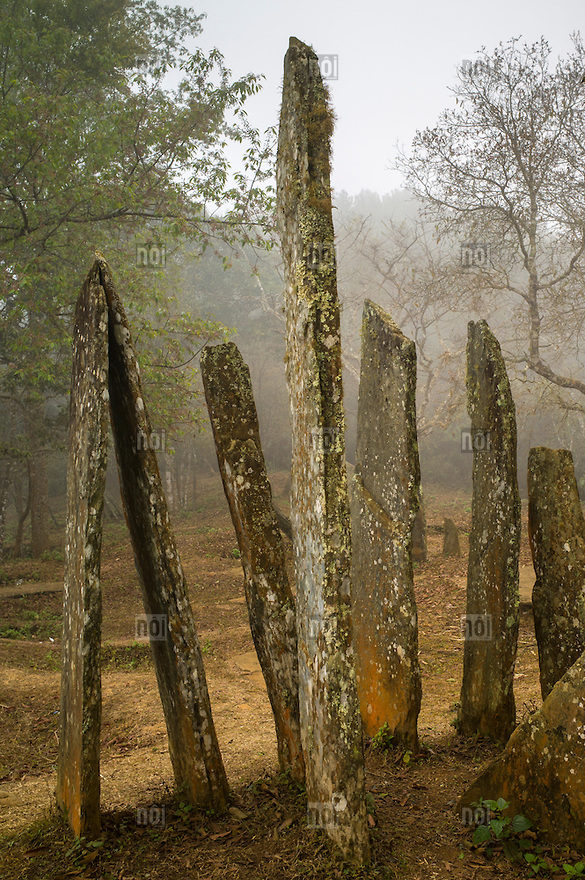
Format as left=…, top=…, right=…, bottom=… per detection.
left=528, top=447, right=585, bottom=699
left=459, top=650, right=585, bottom=849
left=57, top=262, right=109, bottom=837
left=350, top=300, right=421, bottom=749
left=200, top=341, right=304, bottom=782
left=276, top=37, right=369, bottom=864
left=99, top=256, right=229, bottom=811
left=459, top=320, right=520, bottom=743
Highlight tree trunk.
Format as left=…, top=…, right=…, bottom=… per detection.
left=13, top=471, right=30, bottom=557
left=0, top=460, right=12, bottom=558
left=29, top=449, right=50, bottom=556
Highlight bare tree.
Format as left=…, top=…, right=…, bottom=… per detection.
left=396, top=35, right=585, bottom=414
left=336, top=213, right=468, bottom=436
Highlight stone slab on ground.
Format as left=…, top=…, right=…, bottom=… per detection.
left=459, top=650, right=585, bottom=849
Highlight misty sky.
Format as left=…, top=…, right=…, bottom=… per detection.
left=192, top=0, right=583, bottom=196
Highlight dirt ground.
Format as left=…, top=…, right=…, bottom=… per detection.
left=0, top=474, right=581, bottom=880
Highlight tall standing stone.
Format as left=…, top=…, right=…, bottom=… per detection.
left=99, top=256, right=229, bottom=811
left=350, top=300, right=421, bottom=748
left=459, top=320, right=520, bottom=743
left=57, top=264, right=109, bottom=837
left=200, top=341, right=304, bottom=782
left=528, top=447, right=585, bottom=699
left=276, top=37, right=369, bottom=864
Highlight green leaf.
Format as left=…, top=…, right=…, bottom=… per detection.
left=473, top=825, right=492, bottom=845
left=489, top=818, right=507, bottom=838
left=511, top=814, right=532, bottom=833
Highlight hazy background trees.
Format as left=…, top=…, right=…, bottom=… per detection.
left=2, top=11, right=585, bottom=556
left=0, top=0, right=272, bottom=554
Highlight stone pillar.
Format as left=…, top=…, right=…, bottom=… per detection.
left=528, top=447, right=585, bottom=699
left=276, top=37, right=369, bottom=864
left=100, top=256, right=229, bottom=811
left=200, top=341, right=304, bottom=782
left=459, top=320, right=520, bottom=743
left=350, top=300, right=421, bottom=749
left=57, top=262, right=109, bottom=837
left=443, top=518, right=460, bottom=557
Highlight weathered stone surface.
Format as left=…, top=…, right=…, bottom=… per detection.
left=57, top=262, right=109, bottom=837
left=459, top=651, right=585, bottom=848
left=350, top=300, right=421, bottom=749
left=276, top=37, right=369, bottom=863
left=412, top=490, right=427, bottom=564
left=200, top=341, right=304, bottom=782
left=442, top=518, right=460, bottom=557
left=528, top=447, right=585, bottom=700
left=459, top=320, right=520, bottom=743
left=99, top=256, right=229, bottom=811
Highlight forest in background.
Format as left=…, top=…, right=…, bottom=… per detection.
left=2, top=3, right=585, bottom=557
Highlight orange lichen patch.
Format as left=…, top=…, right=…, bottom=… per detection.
left=354, top=638, right=412, bottom=738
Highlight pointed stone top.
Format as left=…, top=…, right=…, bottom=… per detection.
left=363, top=299, right=406, bottom=340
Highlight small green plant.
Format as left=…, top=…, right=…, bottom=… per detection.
left=470, top=797, right=532, bottom=858
left=231, top=547, right=241, bottom=559
left=464, top=797, right=585, bottom=875
left=65, top=835, right=104, bottom=866
left=174, top=800, right=193, bottom=819
left=371, top=722, right=394, bottom=751
left=201, top=640, right=213, bottom=655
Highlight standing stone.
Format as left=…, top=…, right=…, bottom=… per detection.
left=350, top=300, right=421, bottom=749
left=99, top=256, right=229, bottom=811
left=459, top=652, right=585, bottom=848
left=200, top=341, right=304, bottom=782
left=528, top=447, right=585, bottom=700
left=57, top=263, right=109, bottom=837
left=276, top=37, right=369, bottom=864
left=442, top=518, right=461, bottom=557
left=459, top=320, right=520, bottom=743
